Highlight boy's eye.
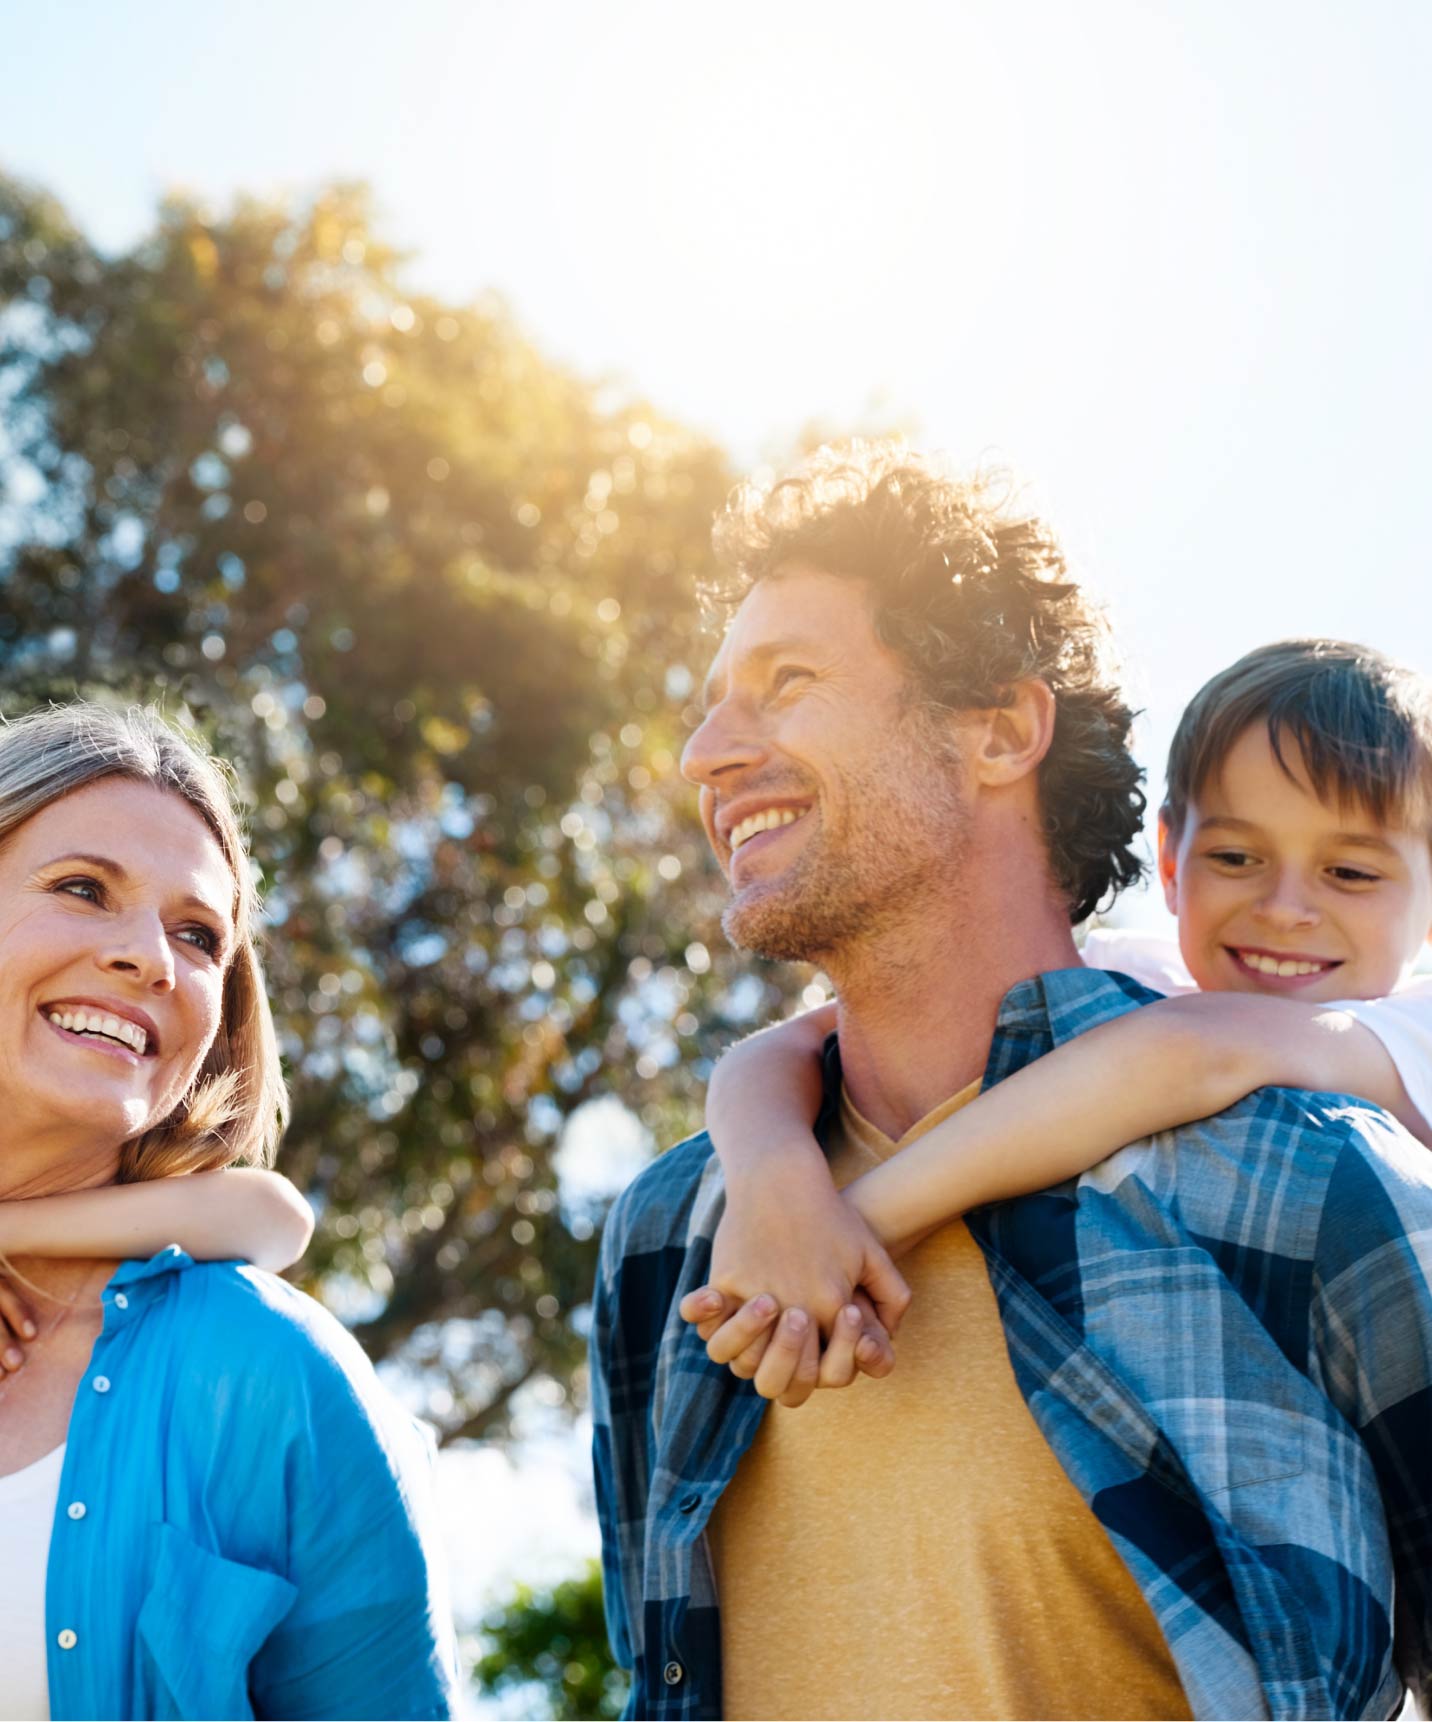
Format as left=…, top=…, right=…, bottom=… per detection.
left=1206, top=849, right=1257, bottom=869
left=1327, top=865, right=1380, bottom=885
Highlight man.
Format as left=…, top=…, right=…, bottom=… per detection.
left=590, top=443, right=1432, bottom=1720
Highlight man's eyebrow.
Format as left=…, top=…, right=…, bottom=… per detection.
left=43, top=851, right=234, bottom=922
left=698, top=636, right=822, bottom=712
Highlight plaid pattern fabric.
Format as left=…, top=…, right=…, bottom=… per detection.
left=590, top=966, right=1432, bottom=1720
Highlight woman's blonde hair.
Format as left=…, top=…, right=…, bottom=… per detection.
left=0, top=703, right=289, bottom=1180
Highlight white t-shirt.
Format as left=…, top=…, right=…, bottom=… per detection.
left=0, top=1441, right=65, bottom=1722
left=1083, top=926, right=1432, bottom=1132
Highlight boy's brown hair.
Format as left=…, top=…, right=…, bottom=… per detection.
left=1163, top=639, right=1432, bottom=839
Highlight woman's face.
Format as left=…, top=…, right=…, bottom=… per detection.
left=0, top=777, right=237, bottom=1174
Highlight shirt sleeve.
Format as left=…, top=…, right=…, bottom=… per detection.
left=1311, top=1117, right=1432, bottom=1708
left=246, top=1337, right=461, bottom=1720
left=590, top=1205, right=636, bottom=1676
left=1334, top=977, right=1432, bottom=1134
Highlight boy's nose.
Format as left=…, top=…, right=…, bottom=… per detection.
left=1253, top=871, right=1319, bottom=933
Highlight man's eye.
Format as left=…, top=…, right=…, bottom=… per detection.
left=771, top=666, right=812, bottom=694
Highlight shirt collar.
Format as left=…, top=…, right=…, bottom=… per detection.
left=816, top=963, right=1162, bottom=1128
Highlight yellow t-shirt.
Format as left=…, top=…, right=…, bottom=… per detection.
left=706, top=1082, right=1192, bottom=1721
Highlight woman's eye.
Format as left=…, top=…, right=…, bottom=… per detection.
left=53, top=875, right=104, bottom=904
left=177, top=925, right=221, bottom=957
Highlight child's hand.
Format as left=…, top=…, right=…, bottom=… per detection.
left=0, top=1266, right=37, bottom=1374
left=678, top=1152, right=911, bottom=1398
left=681, top=1289, right=885, bottom=1407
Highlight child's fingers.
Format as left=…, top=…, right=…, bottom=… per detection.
left=851, top=1290, right=895, bottom=1379
left=775, top=1324, right=822, bottom=1410
left=0, top=1279, right=36, bottom=1368
left=752, top=1309, right=814, bottom=1402
left=863, top=1251, right=912, bottom=1337
left=678, top=1286, right=733, bottom=1328
left=705, top=1295, right=779, bottom=1367
left=817, top=1303, right=863, bottom=1390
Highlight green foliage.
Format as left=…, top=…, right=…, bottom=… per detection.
left=476, top=1562, right=626, bottom=1720
left=0, top=167, right=802, bottom=1439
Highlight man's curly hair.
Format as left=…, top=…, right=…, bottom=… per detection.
left=710, top=442, right=1146, bottom=924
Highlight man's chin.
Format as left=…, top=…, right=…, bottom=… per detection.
left=722, top=884, right=833, bottom=966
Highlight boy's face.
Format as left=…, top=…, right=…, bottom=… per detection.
left=1160, top=724, right=1432, bottom=1002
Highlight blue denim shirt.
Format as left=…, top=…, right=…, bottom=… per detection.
left=591, top=968, right=1432, bottom=1720
left=44, top=1247, right=458, bottom=1720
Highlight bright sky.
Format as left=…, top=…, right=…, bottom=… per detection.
left=7, top=1, right=1430, bottom=903
left=5, top=0, right=1431, bottom=1666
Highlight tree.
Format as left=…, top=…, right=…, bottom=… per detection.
left=0, top=168, right=806, bottom=1442
left=475, top=1562, right=626, bottom=1720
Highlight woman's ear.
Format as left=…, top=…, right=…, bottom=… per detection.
left=969, top=679, right=1057, bottom=788
left=1157, top=811, right=1180, bottom=915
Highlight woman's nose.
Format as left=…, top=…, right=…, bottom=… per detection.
left=99, top=912, right=176, bottom=991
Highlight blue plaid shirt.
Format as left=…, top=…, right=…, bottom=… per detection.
left=590, top=966, right=1432, bottom=1721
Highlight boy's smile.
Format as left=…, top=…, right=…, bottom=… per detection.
left=1161, top=724, right=1432, bottom=1003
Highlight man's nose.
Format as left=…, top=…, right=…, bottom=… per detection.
left=679, top=698, right=767, bottom=790
left=99, top=911, right=176, bottom=992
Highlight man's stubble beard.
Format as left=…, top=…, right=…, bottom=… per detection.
left=721, top=712, right=974, bottom=969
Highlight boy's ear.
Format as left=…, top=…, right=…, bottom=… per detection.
left=1157, top=811, right=1180, bottom=914
left=968, top=679, right=1057, bottom=788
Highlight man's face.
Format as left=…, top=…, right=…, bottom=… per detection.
left=1161, top=723, right=1432, bottom=1002
left=680, top=565, right=973, bottom=964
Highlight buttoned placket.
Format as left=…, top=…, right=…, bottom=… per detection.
left=49, top=1272, right=142, bottom=1691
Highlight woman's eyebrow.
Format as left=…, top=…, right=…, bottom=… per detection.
left=42, top=850, right=233, bottom=922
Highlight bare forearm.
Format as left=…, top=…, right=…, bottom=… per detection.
left=847, top=991, right=1415, bottom=1249
left=707, top=1005, right=836, bottom=1183
left=0, top=1170, right=315, bottom=1271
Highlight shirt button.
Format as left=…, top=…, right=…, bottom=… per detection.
left=92, top=1376, right=111, bottom=1394
left=663, top=1661, right=683, bottom=1686
left=114, top=1293, right=129, bottom=1310
left=57, top=1629, right=77, bottom=1650
left=679, top=1494, right=701, bottom=1514
left=67, top=1502, right=86, bottom=1521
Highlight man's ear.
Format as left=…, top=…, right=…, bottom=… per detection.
left=968, top=679, right=1057, bottom=788
left=1157, top=811, right=1180, bottom=914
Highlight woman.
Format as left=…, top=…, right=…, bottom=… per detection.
left=0, top=703, right=457, bottom=1721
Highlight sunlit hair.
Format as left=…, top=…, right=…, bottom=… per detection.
left=1164, top=639, right=1432, bottom=842
left=710, top=440, right=1146, bottom=923
left=0, top=704, right=288, bottom=1180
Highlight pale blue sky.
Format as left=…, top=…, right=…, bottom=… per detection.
left=6, top=1, right=1429, bottom=912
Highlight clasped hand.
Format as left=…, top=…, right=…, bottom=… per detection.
left=677, top=1157, right=911, bottom=1409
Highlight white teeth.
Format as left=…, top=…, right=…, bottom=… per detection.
left=730, top=808, right=806, bottom=850
left=44, top=1009, right=147, bottom=1054
left=1239, top=951, right=1329, bottom=978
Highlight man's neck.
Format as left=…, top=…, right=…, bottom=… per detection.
left=828, top=884, right=1080, bottom=1142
